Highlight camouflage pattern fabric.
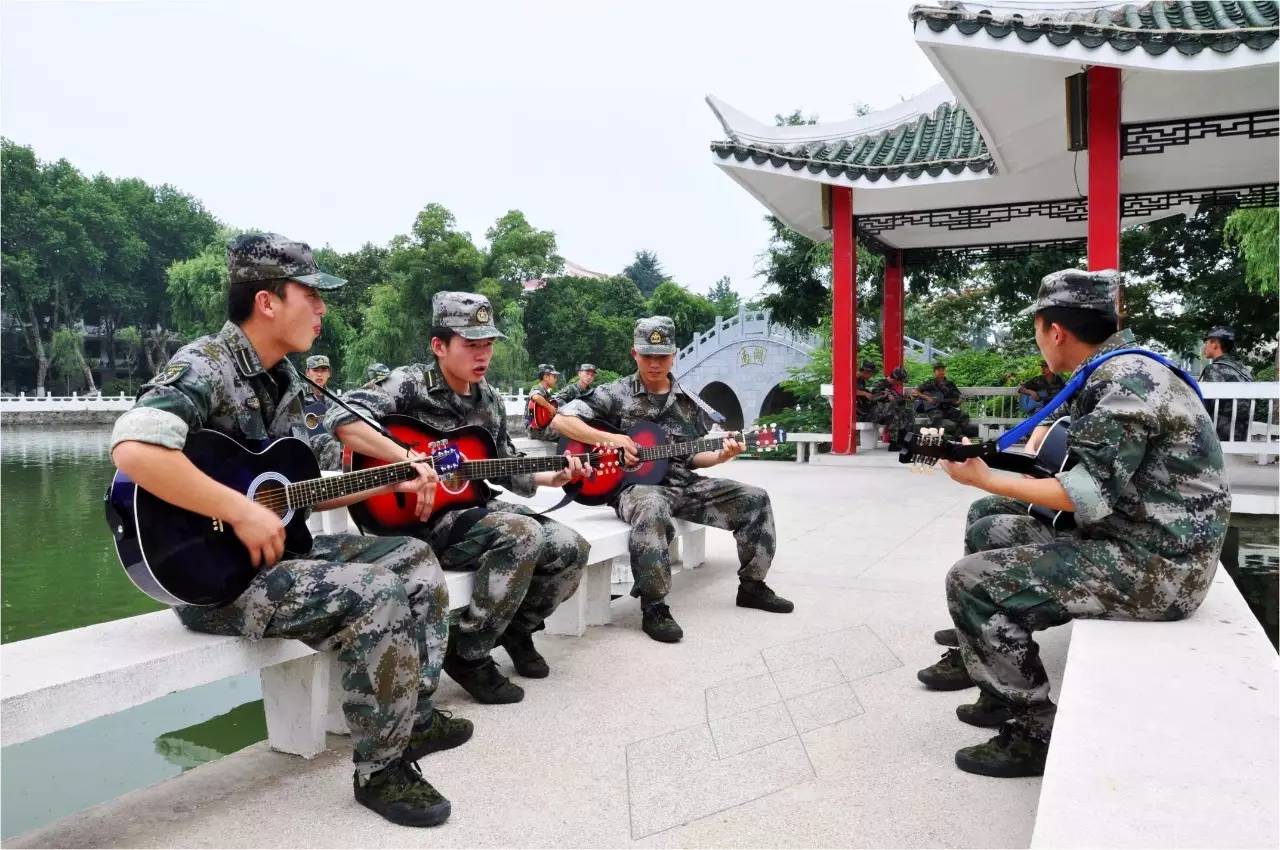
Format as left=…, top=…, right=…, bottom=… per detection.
left=916, top=376, right=970, bottom=435
left=227, top=232, right=345, bottom=289
left=431, top=291, right=505, bottom=340
left=946, top=330, right=1230, bottom=742
left=179, top=534, right=448, bottom=776
left=303, top=395, right=342, bottom=471
left=1019, top=268, right=1120, bottom=316
left=633, top=316, right=677, bottom=355
left=111, top=322, right=448, bottom=777
left=329, top=360, right=588, bottom=655
left=1020, top=373, right=1066, bottom=402
left=1199, top=354, right=1254, bottom=442
left=554, top=380, right=592, bottom=406
left=422, top=499, right=587, bottom=659
left=855, top=374, right=876, bottom=419
left=870, top=378, right=914, bottom=440
left=618, top=477, right=775, bottom=602
left=559, top=371, right=776, bottom=602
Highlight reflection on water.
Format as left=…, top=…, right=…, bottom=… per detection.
left=1, top=427, right=270, bottom=839
left=1223, top=514, right=1280, bottom=650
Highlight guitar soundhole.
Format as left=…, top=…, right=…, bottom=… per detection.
left=253, top=480, right=288, bottom=517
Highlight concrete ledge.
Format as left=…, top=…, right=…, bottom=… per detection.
left=1032, top=568, right=1279, bottom=849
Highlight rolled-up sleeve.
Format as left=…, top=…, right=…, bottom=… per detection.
left=558, top=384, right=619, bottom=424
left=110, top=367, right=209, bottom=451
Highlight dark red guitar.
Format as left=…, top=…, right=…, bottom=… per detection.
left=346, top=415, right=622, bottom=534
left=527, top=395, right=556, bottom=430
left=558, top=420, right=787, bottom=505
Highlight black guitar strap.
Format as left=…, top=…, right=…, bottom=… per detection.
left=301, top=374, right=416, bottom=454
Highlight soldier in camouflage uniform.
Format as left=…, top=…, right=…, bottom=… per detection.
left=916, top=362, right=972, bottom=437
left=1199, top=325, right=1254, bottom=442
left=553, top=317, right=794, bottom=643
left=109, top=233, right=470, bottom=828
left=554, top=363, right=597, bottom=406
left=327, top=292, right=590, bottom=705
left=916, top=269, right=1230, bottom=778
left=1016, top=360, right=1066, bottom=414
left=527, top=364, right=561, bottom=442
left=855, top=360, right=877, bottom=421
left=871, top=366, right=915, bottom=451
left=303, top=354, right=342, bottom=471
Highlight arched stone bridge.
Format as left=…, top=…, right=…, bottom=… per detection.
left=674, top=305, right=948, bottom=430
left=673, top=306, right=820, bottom=431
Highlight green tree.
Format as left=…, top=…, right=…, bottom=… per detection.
left=623, top=250, right=666, bottom=298
left=488, top=300, right=532, bottom=390
left=523, top=275, right=646, bottom=374
left=1223, top=206, right=1278, bottom=295
left=484, top=210, right=563, bottom=303
left=166, top=242, right=229, bottom=339
left=50, top=327, right=95, bottom=394
left=707, top=275, right=740, bottom=316
left=646, top=281, right=717, bottom=348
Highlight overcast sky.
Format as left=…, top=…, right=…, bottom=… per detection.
left=2, top=0, right=943, bottom=299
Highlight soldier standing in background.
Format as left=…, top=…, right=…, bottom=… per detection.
left=1199, top=325, right=1253, bottom=442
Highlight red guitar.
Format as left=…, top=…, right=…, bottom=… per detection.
left=346, top=415, right=622, bottom=534
left=527, top=394, right=556, bottom=430
left=557, top=420, right=787, bottom=505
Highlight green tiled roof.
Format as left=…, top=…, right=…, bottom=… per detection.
left=909, top=1, right=1279, bottom=56
left=710, top=101, right=993, bottom=183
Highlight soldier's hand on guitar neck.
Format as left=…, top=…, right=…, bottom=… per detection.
left=392, top=457, right=438, bottom=521
left=604, top=434, right=640, bottom=467
left=227, top=498, right=288, bottom=569
left=537, top=450, right=593, bottom=488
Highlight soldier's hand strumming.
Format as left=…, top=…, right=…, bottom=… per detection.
left=230, top=498, right=287, bottom=568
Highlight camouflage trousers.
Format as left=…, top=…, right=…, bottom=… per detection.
left=616, top=475, right=775, bottom=602
left=176, top=533, right=448, bottom=777
left=922, top=405, right=970, bottom=437
left=420, top=499, right=588, bottom=660
left=874, top=400, right=914, bottom=442
left=948, top=495, right=1214, bottom=741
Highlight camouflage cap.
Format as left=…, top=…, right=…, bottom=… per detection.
left=226, top=233, right=346, bottom=290
left=1020, top=268, right=1120, bottom=316
left=1205, top=325, right=1236, bottom=342
left=634, top=316, right=677, bottom=355
left=859, top=360, right=876, bottom=372
left=431, top=291, right=506, bottom=340
left=305, top=355, right=331, bottom=370
left=537, top=363, right=560, bottom=377
left=890, top=367, right=908, bottom=380
left=365, top=362, right=390, bottom=382
left=579, top=363, right=597, bottom=372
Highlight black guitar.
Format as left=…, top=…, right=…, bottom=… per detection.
left=897, top=418, right=1076, bottom=530
left=105, top=430, right=426, bottom=606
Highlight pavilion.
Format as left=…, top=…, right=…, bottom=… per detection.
left=707, top=1, right=1279, bottom=453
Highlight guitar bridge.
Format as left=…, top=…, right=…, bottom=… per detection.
left=211, top=518, right=225, bottom=532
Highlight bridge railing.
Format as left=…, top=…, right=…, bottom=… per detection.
left=675, top=304, right=821, bottom=372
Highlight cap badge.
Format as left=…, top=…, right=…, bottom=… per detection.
left=475, top=306, right=490, bottom=324
left=649, top=330, right=663, bottom=344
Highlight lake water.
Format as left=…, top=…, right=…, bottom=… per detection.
left=1, top=425, right=1276, bottom=837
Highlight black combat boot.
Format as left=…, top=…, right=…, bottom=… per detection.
left=641, top=601, right=684, bottom=643
left=443, top=652, right=525, bottom=704
left=934, top=627, right=959, bottom=647
left=954, top=724, right=1049, bottom=777
left=499, top=630, right=550, bottom=679
left=916, top=648, right=975, bottom=690
left=736, top=579, right=795, bottom=613
left=405, top=708, right=474, bottom=760
left=955, top=692, right=1015, bottom=728
left=354, top=758, right=451, bottom=827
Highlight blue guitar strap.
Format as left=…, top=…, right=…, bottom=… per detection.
left=997, top=348, right=1202, bottom=451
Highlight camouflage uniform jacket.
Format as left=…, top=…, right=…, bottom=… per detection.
left=553, top=380, right=592, bottom=406
left=111, top=321, right=309, bottom=453
left=325, top=361, right=536, bottom=498
left=1020, top=372, right=1066, bottom=401
left=1199, top=355, right=1253, bottom=383
left=1056, top=329, right=1230, bottom=575
left=558, top=372, right=714, bottom=486
left=916, top=377, right=962, bottom=411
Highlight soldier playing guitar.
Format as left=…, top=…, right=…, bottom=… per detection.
left=552, top=316, right=794, bottom=644
left=328, top=292, right=591, bottom=706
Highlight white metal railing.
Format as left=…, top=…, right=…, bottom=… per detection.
left=675, top=304, right=821, bottom=372
left=817, top=382, right=1280, bottom=457
left=1, top=392, right=135, bottom=413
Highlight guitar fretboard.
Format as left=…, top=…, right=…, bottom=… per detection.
left=447, top=448, right=619, bottom=482
left=281, top=461, right=421, bottom=511
left=636, top=432, right=749, bottom=462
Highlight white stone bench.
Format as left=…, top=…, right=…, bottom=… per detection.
left=1031, top=568, right=1279, bottom=849
left=789, top=424, right=878, bottom=461
left=1, top=503, right=705, bottom=761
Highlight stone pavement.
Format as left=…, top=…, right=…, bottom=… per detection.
left=9, top=452, right=1068, bottom=849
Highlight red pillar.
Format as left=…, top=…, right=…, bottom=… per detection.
left=882, top=250, right=904, bottom=377
left=831, top=185, right=856, bottom=454
left=1087, top=65, right=1121, bottom=271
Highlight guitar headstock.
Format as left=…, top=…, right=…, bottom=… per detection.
left=897, top=428, right=987, bottom=471
left=427, top=440, right=463, bottom=475
left=589, top=445, right=625, bottom=477
left=741, top=424, right=787, bottom=452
